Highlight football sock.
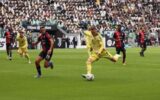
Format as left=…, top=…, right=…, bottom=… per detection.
left=7, top=50, right=9, bottom=56
left=87, top=62, right=92, bottom=74
left=104, top=51, right=114, bottom=60
left=123, top=51, right=126, bottom=63
left=106, top=51, right=113, bottom=58
left=25, top=53, right=30, bottom=61
left=9, top=50, right=12, bottom=58
left=36, top=66, right=41, bottom=76
left=141, top=47, right=146, bottom=53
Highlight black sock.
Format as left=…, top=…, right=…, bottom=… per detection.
left=123, top=52, right=126, bottom=63
left=9, top=51, right=12, bottom=58
left=36, top=66, right=41, bottom=76
left=7, top=50, right=9, bottom=56
left=140, top=50, right=143, bottom=54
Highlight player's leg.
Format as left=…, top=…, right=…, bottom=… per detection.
left=17, top=48, right=23, bottom=57
left=140, top=43, right=143, bottom=56
left=102, top=49, right=121, bottom=62
left=86, top=56, right=97, bottom=74
left=116, top=47, right=121, bottom=55
left=141, top=42, right=147, bottom=56
left=8, top=44, right=12, bottom=60
left=6, top=44, right=10, bottom=59
left=23, top=48, right=31, bottom=63
left=34, top=52, right=44, bottom=78
left=44, top=52, right=54, bottom=69
left=25, top=53, right=31, bottom=64
left=140, top=42, right=146, bottom=57
left=122, top=48, right=126, bottom=65
left=82, top=54, right=98, bottom=79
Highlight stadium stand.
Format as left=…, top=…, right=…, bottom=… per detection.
left=0, top=0, right=160, bottom=46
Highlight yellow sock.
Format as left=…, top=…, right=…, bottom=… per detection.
left=106, top=51, right=113, bottom=58
left=25, top=53, right=30, bottom=61
left=86, top=62, right=92, bottom=74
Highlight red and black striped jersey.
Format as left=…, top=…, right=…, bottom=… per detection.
left=113, top=31, right=125, bottom=48
left=38, top=32, right=53, bottom=52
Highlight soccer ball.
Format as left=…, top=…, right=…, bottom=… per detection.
left=86, top=74, right=95, bottom=81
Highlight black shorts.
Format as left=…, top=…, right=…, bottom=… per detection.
left=39, top=51, right=53, bottom=61
left=140, top=41, right=147, bottom=48
left=116, top=46, right=126, bottom=54
left=6, top=43, right=12, bottom=50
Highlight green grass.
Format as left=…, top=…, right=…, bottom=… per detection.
left=0, top=47, right=160, bottom=100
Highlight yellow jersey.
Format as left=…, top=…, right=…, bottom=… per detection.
left=84, top=30, right=104, bottom=55
left=16, top=34, right=28, bottom=48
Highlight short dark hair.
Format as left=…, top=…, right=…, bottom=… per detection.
left=89, top=25, right=96, bottom=30
left=40, top=26, right=45, bottom=29
left=117, top=24, right=121, bottom=28
left=140, top=27, right=143, bottom=30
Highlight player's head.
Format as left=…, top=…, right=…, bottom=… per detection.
left=6, top=27, right=12, bottom=32
left=140, top=27, right=144, bottom=32
left=116, top=25, right=121, bottom=31
left=19, top=30, right=24, bottom=38
left=150, top=30, right=152, bottom=33
left=40, top=26, right=46, bottom=34
left=89, top=26, right=98, bottom=35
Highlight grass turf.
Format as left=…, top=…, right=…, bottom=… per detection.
left=0, top=47, right=160, bottom=100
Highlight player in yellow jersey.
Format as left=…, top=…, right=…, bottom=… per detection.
left=82, top=26, right=121, bottom=80
left=16, top=30, right=31, bottom=64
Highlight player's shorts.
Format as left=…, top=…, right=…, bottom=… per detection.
left=89, top=49, right=112, bottom=61
left=140, top=41, right=147, bottom=48
left=39, top=51, right=53, bottom=61
left=18, top=47, right=28, bottom=54
left=6, top=43, right=12, bottom=49
left=116, top=46, right=126, bottom=54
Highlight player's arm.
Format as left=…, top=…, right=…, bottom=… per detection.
left=122, top=32, right=126, bottom=42
left=33, top=41, right=40, bottom=46
left=97, top=34, right=104, bottom=54
left=113, top=32, right=116, bottom=39
left=47, top=34, right=54, bottom=54
left=4, top=32, right=10, bottom=38
left=3, top=32, right=6, bottom=38
left=138, top=32, right=141, bottom=39
left=113, top=32, right=120, bottom=42
left=84, top=31, right=92, bottom=55
left=83, top=30, right=91, bottom=37
left=113, top=32, right=117, bottom=41
left=16, top=33, right=19, bottom=41
left=22, top=37, right=28, bottom=48
left=32, top=35, right=41, bottom=46
left=15, top=34, right=19, bottom=47
left=139, top=32, right=143, bottom=43
left=86, top=37, right=92, bottom=55
left=33, top=38, right=40, bottom=45
left=49, top=38, right=54, bottom=51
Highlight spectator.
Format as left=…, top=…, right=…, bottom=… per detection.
left=72, top=36, right=78, bottom=48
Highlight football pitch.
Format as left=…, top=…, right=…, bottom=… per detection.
left=0, top=47, right=160, bottom=100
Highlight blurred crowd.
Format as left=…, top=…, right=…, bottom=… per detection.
left=0, top=0, right=160, bottom=46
